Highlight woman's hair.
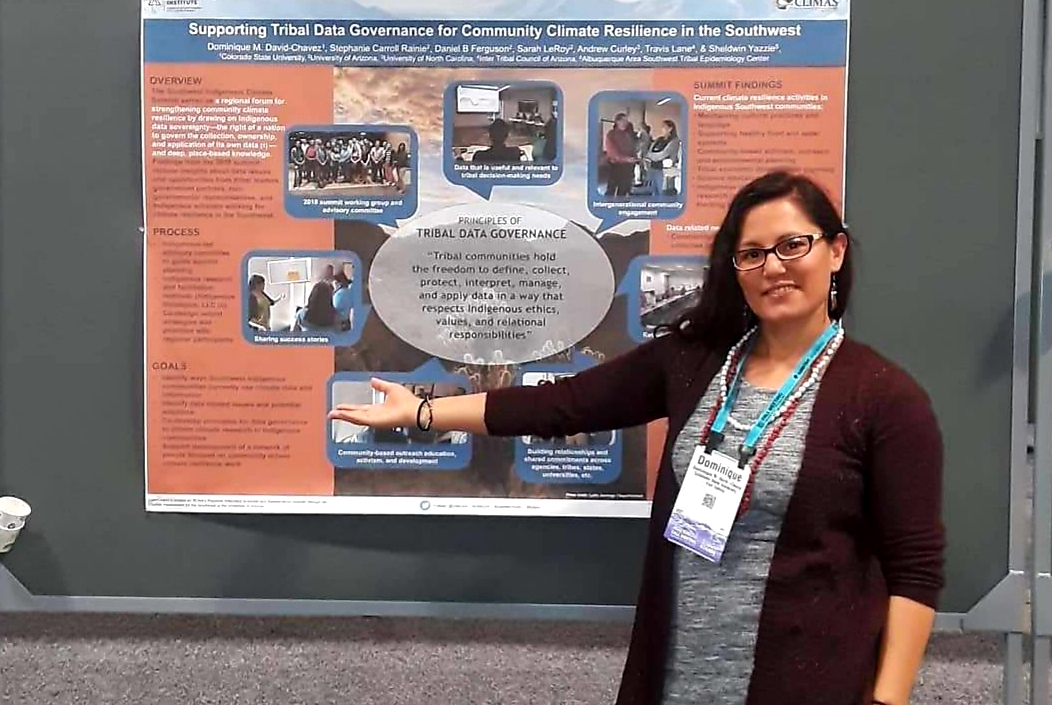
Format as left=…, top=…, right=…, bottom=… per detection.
left=333, top=271, right=350, bottom=288
left=663, top=119, right=678, bottom=137
left=664, top=170, right=853, bottom=351
left=248, top=274, right=265, bottom=291
left=304, top=280, right=337, bottom=327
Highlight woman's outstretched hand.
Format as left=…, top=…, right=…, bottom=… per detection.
left=328, top=378, right=419, bottom=429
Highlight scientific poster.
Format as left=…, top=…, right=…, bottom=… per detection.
left=141, top=0, right=850, bottom=516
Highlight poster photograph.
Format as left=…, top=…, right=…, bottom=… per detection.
left=140, top=0, right=850, bottom=516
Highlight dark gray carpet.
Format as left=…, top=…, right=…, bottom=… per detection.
left=0, top=614, right=1031, bottom=704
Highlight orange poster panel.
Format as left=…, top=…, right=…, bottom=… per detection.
left=650, top=67, right=847, bottom=256
left=144, top=64, right=335, bottom=496
left=641, top=67, right=846, bottom=496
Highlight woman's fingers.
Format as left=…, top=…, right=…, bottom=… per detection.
left=331, top=404, right=367, bottom=413
left=328, top=404, right=382, bottom=422
left=371, top=377, right=399, bottom=394
left=328, top=402, right=403, bottom=427
left=328, top=405, right=367, bottom=423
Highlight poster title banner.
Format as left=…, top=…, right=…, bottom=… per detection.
left=144, top=19, right=848, bottom=68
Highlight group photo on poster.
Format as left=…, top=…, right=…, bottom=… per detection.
left=140, top=0, right=850, bottom=516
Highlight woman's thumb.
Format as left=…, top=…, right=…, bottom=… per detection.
left=371, top=377, right=396, bottom=394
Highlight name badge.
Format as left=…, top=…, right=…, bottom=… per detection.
left=663, top=446, right=749, bottom=563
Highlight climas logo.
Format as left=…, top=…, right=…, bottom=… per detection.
left=776, top=0, right=840, bottom=9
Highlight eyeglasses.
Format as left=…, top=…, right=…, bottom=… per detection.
left=732, top=233, right=823, bottom=271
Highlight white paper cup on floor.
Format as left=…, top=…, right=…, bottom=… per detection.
left=0, top=496, right=31, bottom=531
left=0, top=525, right=21, bottom=553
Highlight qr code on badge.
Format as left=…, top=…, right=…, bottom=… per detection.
left=702, top=494, right=716, bottom=510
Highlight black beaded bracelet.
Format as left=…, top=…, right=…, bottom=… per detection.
left=416, top=396, right=433, bottom=432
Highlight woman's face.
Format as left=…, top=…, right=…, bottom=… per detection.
left=735, top=196, right=846, bottom=327
left=662, top=122, right=671, bottom=136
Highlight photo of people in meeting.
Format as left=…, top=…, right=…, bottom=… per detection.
left=450, top=82, right=559, bottom=164
left=639, top=261, right=706, bottom=339
left=519, top=373, right=617, bottom=447
left=594, top=96, right=684, bottom=199
left=287, top=128, right=412, bottom=196
left=330, top=381, right=471, bottom=445
left=245, top=254, right=356, bottom=336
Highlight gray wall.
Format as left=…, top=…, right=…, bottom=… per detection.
left=0, top=0, right=1025, bottom=616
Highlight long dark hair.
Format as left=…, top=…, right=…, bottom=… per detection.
left=664, top=170, right=853, bottom=351
left=304, top=281, right=336, bottom=328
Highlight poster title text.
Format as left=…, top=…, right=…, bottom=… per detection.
left=185, top=21, right=805, bottom=41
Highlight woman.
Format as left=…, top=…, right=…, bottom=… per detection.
left=604, top=113, right=639, bottom=198
left=393, top=143, right=410, bottom=193
left=647, top=119, right=681, bottom=196
left=313, top=139, right=329, bottom=188
left=336, top=140, right=352, bottom=184
left=532, top=129, right=548, bottom=165
left=328, top=171, right=944, bottom=705
left=542, top=116, right=558, bottom=162
left=369, top=140, right=386, bottom=184
left=383, top=141, right=396, bottom=186
left=296, top=278, right=338, bottom=331
left=289, top=139, right=306, bottom=188
left=246, top=274, right=279, bottom=331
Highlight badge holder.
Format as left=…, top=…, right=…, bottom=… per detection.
left=663, top=446, right=749, bottom=563
left=664, top=321, right=840, bottom=563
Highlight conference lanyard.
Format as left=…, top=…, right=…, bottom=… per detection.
left=705, top=321, right=840, bottom=467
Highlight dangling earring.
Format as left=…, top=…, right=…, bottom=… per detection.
left=743, top=304, right=754, bottom=327
left=828, top=274, right=839, bottom=314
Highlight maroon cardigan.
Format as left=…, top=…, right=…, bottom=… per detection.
left=484, top=332, right=945, bottom=705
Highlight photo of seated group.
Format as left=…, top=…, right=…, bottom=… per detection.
left=595, top=96, right=683, bottom=200
left=287, top=128, right=412, bottom=196
left=450, top=83, right=559, bottom=164
left=519, top=373, right=616, bottom=447
left=639, top=261, right=706, bottom=340
left=245, top=253, right=357, bottom=342
left=330, top=381, right=471, bottom=445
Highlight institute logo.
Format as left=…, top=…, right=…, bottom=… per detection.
left=776, top=0, right=840, bottom=9
left=163, top=0, right=201, bottom=11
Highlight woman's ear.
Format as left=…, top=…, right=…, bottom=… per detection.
left=829, top=231, right=848, bottom=272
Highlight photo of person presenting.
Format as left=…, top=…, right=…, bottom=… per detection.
left=244, top=254, right=359, bottom=343
left=328, top=170, right=944, bottom=705
left=449, top=82, right=560, bottom=164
